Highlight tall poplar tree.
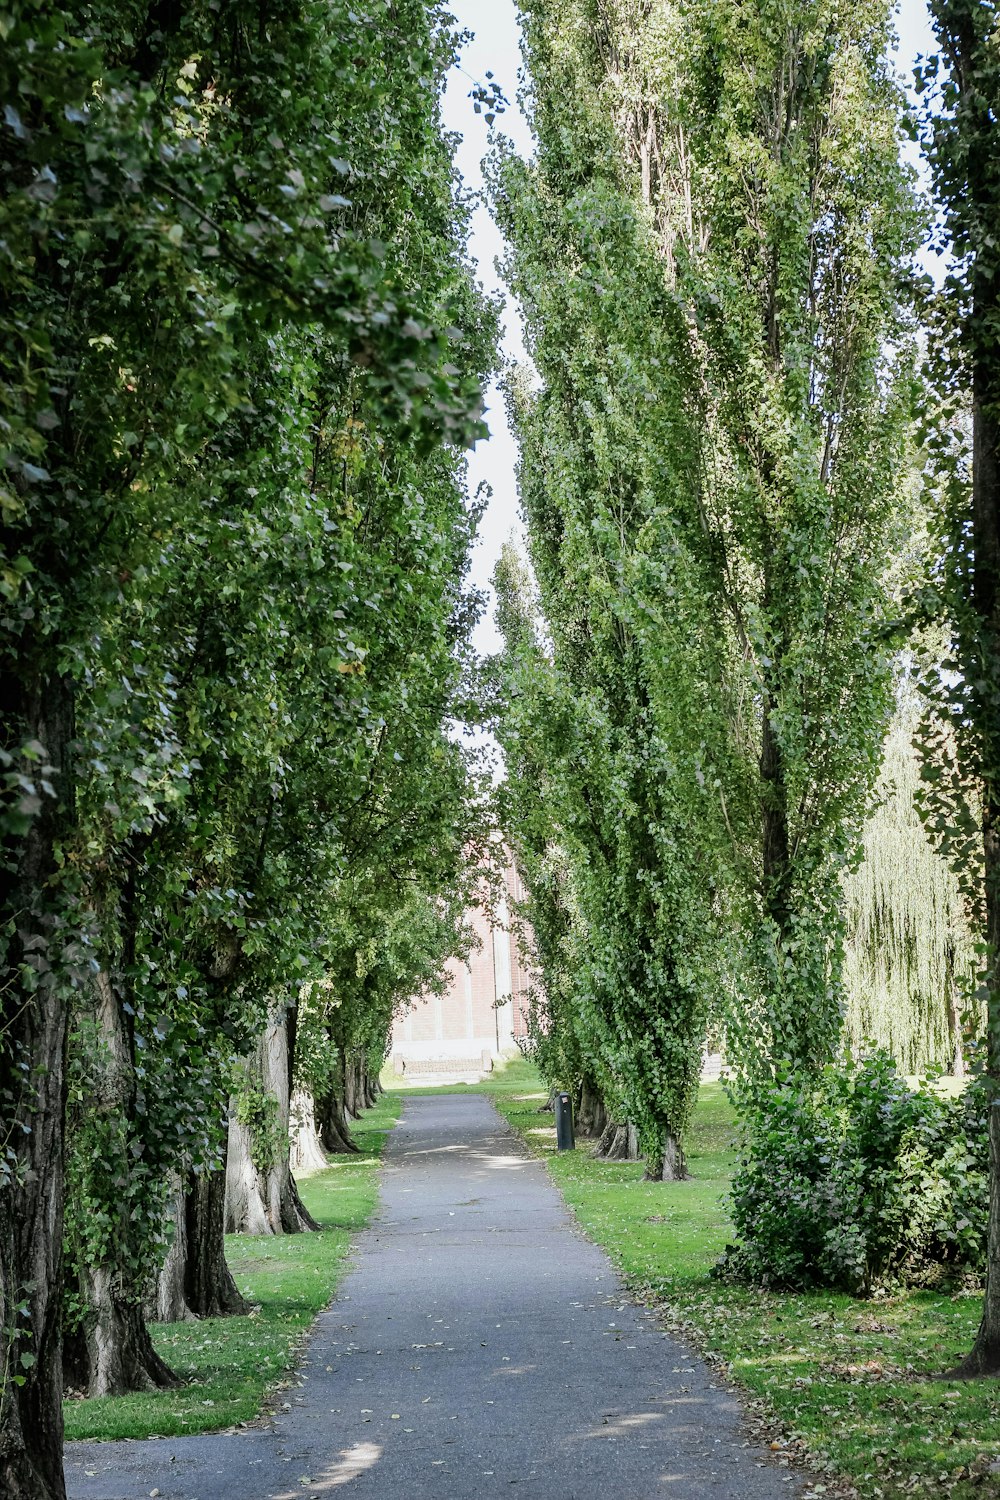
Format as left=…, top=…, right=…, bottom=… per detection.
left=497, top=0, right=916, bottom=1101
left=917, top=0, right=1000, bottom=1379
left=679, top=0, right=917, bottom=1069
left=493, top=18, right=743, bottom=1174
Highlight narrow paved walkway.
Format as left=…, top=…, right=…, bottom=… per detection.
left=67, top=1096, right=798, bottom=1499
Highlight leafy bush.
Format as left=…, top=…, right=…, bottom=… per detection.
left=717, top=1052, right=988, bottom=1294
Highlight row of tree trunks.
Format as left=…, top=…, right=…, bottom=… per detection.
left=589, top=1113, right=687, bottom=1179
left=342, top=1047, right=379, bottom=1119
left=224, top=1011, right=318, bottom=1235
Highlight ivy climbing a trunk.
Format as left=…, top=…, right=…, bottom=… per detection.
left=225, top=1011, right=318, bottom=1237
left=65, top=973, right=179, bottom=1397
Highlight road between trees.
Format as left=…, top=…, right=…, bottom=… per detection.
left=66, top=1095, right=798, bottom=1499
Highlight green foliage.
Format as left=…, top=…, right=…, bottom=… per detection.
left=231, top=1081, right=286, bottom=1177
left=0, top=0, right=498, bottom=1443
left=719, top=1054, right=988, bottom=1295
left=64, top=1093, right=400, bottom=1439
left=491, top=0, right=919, bottom=1176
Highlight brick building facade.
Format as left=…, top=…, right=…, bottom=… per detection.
left=390, top=861, right=533, bottom=1076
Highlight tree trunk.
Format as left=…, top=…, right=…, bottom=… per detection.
left=759, top=683, right=798, bottom=1062
left=317, top=1087, right=360, bottom=1154
left=225, top=1013, right=318, bottom=1234
left=954, top=1098, right=1000, bottom=1376
left=184, top=1166, right=248, bottom=1318
left=0, top=674, right=73, bottom=1499
left=224, top=1096, right=272, bottom=1235
left=645, top=1130, right=688, bottom=1182
left=577, top=1077, right=607, bottom=1138
left=956, top=197, right=1000, bottom=1373
left=290, top=1089, right=328, bottom=1175
left=342, top=1048, right=362, bottom=1120
left=81, top=1264, right=179, bottom=1397
left=592, top=1120, right=640, bottom=1161
left=945, top=944, right=966, bottom=1079
left=147, top=1175, right=197, bottom=1324
left=71, top=972, right=180, bottom=1394
left=939, top=0, right=1000, bottom=1367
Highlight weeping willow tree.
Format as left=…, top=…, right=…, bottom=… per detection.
left=844, top=700, right=981, bottom=1074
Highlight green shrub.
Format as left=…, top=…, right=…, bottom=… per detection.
left=717, top=1052, right=988, bottom=1294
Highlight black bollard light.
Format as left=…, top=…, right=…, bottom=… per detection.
left=555, top=1091, right=575, bottom=1151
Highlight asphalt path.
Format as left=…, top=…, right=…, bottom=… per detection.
left=66, top=1094, right=800, bottom=1499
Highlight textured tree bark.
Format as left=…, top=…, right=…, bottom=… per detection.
left=954, top=1101, right=1000, bottom=1377
left=576, top=1077, right=607, bottom=1138
left=81, top=1264, right=179, bottom=1397
left=71, top=972, right=180, bottom=1395
left=945, top=942, right=966, bottom=1079
left=0, top=984, right=68, bottom=1500
left=290, top=1090, right=329, bottom=1175
left=225, top=1014, right=318, bottom=1234
left=224, top=1095, right=271, bottom=1235
left=760, top=697, right=791, bottom=937
left=342, top=1048, right=363, bottom=1120
left=148, top=1176, right=197, bottom=1324
left=316, top=1087, right=360, bottom=1154
left=955, top=254, right=1000, bottom=1376
left=941, top=0, right=1000, bottom=1369
left=0, top=673, right=73, bottom=1499
left=592, top=1120, right=640, bottom=1161
left=645, top=1130, right=688, bottom=1182
left=759, top=674, right=798, bottom=1060
left=184, top=1166, right=248, bottom=1318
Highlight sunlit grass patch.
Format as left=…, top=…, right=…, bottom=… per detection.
left=64, top=1093, right=400, bottom=1443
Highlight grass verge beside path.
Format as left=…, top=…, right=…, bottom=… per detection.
left=399, top=1059, right=998, bottom=1500
left=64, top=1092, right=400, bottom=1442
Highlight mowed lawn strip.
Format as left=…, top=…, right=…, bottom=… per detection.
left=407, top=1058, right=997, bottom=1500
left=64, top=1092, right=401, bottom=1442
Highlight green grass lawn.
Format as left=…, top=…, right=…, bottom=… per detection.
left=66, top=1059, right=1000, bottom=1496
left=63, top=1092, right=400, bottom=1442
left=405, top=1057, right=999, bottom=1500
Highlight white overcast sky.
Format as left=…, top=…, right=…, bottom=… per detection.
left=441, top=0, right=939, bottom=656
